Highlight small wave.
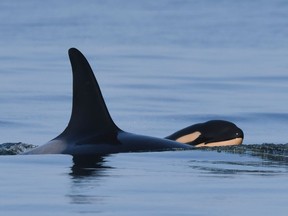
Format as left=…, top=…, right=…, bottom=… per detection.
left=0, top=142, right=37, bottom=155
left=200, top=143, right=288, bottom=164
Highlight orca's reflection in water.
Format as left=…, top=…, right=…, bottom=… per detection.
left=70, top=155, right=112, bottom=177
left=68, top=155, right=114, bottom=206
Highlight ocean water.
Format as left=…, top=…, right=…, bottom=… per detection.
left=0, top=0, right=288, bottom=215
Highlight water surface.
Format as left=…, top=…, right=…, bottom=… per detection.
left=0, top=0, right=288, bottom=215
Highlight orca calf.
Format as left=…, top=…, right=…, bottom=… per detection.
left=166, top=120, right=243, bottom=147
left=24, top=48, right=243, bottom=156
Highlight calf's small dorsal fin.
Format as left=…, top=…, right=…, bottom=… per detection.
left=57, top=48, right=119, bottom=139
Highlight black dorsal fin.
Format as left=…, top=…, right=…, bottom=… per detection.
left=57, top=48, right=119, bottom=139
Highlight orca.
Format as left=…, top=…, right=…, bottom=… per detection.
left=166, top=120, right=243, bottom=147
left=24, top=48, right=192, bottom=156
left=24, top=48, right=243, bottom=156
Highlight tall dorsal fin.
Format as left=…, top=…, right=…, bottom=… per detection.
left=57, top=48, right=119, bottom=139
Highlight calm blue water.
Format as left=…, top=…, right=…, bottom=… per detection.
left=0, top=0, right=288, bottom=215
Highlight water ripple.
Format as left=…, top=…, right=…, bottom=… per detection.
left=0, top=142, right=36, bottom=155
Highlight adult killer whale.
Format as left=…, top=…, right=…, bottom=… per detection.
left=24, top=48, right=243, bottom=156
